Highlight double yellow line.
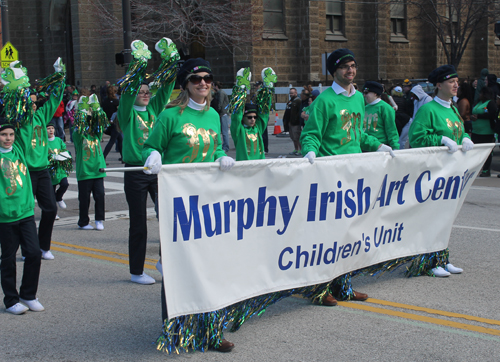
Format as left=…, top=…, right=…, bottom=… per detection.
left=51, top=240, right=500, bottom=337
left=51, top=241, right=158, bottom=270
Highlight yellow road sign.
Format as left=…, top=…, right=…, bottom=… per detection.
left=1, top=41, right=19, bottom=69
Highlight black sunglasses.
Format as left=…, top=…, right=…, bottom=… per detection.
left=245, top=115, right=257, bottom=119
left=189, top=74, right=214, bottom=85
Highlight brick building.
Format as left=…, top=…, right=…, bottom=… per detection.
left=5, top=0, right=500, bottom=91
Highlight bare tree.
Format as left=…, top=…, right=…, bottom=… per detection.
left=88, top=0, right=254, bottom=55
left=406, top=0, right=500, bottom=68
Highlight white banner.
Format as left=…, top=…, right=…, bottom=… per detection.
left=158, top=145, right=492, bottom=318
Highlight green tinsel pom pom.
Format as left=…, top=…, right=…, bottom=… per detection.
left=256, top=86, right=274, bottom=114
left=228, top=86, right=247, bottom=114
left=117, top=57, right=148, bottom=96
left=150, top=53, right=180, bottom=88
left=48, top=154, right=73, bottom=179
left=2, top=87, right=34, bottom=128
left=37, top=71, right=65, bottom=98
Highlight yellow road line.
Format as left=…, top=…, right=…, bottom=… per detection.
left=51, top=241, right=500, bottom=335
left=52, top=241, right=158, bottom=264
left=366, top=298, right=500, bottom=326
left=51, top=245, right=156, bottom=270
left=338, top=301, right=500, bottom=336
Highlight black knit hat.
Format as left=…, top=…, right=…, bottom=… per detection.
left=47, top=120, right=56, bottom=129
left=428, top=65, right=458, bottom=86
left=0, top=117, right=15, bottom=132
left=177, top=58, right=212, bottom=89
left=363, top=81, right=384, bottom=96
left=326, top=48, right=356, bottom=75
left=244, top=103, right=257, bottom=115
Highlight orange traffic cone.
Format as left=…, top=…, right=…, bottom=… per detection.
left=273, top=112, right=282, bottom=135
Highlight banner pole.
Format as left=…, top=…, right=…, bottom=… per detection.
left=99, top=167, right=148, bottom=172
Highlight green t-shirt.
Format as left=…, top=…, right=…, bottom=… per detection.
left=230, top=108, right=267, bottom=161
left=117, top=82, right=174, bottom=166
left=409, top=100, right=470, bottom=148
left=364, top=99, right=400, bottom=149
left=300, top=87, right=381, bottom=156
left=142, top=106, right=226, bottom=165
left=73, top=130, right=106, bottom=181
left=15, top=81, right=65, bottom=171
left=471, top=100, right=495, bottom=135
left=48, top=137, right=69, bottom=185
left=0, top=142, right=35, bottom=223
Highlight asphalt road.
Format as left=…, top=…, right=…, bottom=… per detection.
left=2, top=125, right=500, bottom=361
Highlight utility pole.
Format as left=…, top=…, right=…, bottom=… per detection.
left=1, top=0, right=10, bottom=45
left=122, top=0, right=132, bottom=64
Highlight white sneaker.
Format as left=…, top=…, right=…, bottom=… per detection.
left=446, top=263, right=463, bottom=274
left=431, top=266, right=450, bottom=277
left=78, top=224, right=94, bottom=230
left=156, top=260, right=163, bottom=275
left=19, top=298, right=45, bottom=312
left=6, top=302, right=29, bottom=315
left=55, top=214, right=60, bottom=220
left=41, top=250, right=55, bottom=260
left=131, top=273, right=155, bottom=285
left=95, top=221, right=104, bottom=231
left=57, top=200, right=67, bottom=209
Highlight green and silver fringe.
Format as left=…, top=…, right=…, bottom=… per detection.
left=48, top=155, right=73, bottom=179
left=150, top=53, right=180, bottom=89
left=404, top=249, right=450, bottom=277
left=228, top=86, right=247, bottom=114
left=256, top=86, right=274, bottom=114
left=37, top=71, right=65, bottom=98
left=117, top=57, right=148, bottom=96
left=2, top=87, right=34, bottom=128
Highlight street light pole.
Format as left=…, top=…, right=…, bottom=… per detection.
left=122, top=0, right=132, bottom=64
left=1, top=0, right=10, bottom=44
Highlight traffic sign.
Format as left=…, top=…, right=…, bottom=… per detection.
left=1, top=41, right=19, bottom=69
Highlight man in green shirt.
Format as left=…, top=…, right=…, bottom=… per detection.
left=300, top=48, right=395, bottom=305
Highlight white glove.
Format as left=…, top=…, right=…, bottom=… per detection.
left=53, top=57, right=64, bottom=72
left=60, top=151, right=72, bottom=159
left=377, top=144, right=396, bottom=158
left=441, top=136, right=458, bottom=153
left=218, top=156, right=235, bottom=171
left=144, top=150, right=162, bottom=174
left=304, top=151, right=316, bottom=164
left=53, top=154, right=66, bottom=161
left=461, top=137, right=474, bottom=152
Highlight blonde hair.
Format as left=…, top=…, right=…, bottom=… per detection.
left=166, top=74, right=212, bottom=114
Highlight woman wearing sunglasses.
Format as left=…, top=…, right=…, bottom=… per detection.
left=142, top=58, right=235, bottom=353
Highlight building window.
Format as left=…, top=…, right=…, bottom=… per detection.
left=263, top=0, right=287, bottom=39
left=390, top=0, right=408, bottom=43
left=445, top=6, right=458, bottom=41
left=325, top=1, right=347, bottom=41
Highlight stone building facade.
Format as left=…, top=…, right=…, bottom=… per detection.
left=5, top=0, right=500, bottom=91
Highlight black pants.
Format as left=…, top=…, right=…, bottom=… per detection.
left=471, top=133, right=495, bottom=171
left=77, top=178, right=105, bottom=227
left=53, top=177, right=69, bottom=202
left=262, top=127, right=269, bottom=153
left=0, top=216, right=42, bottom=308
left=124, top=165, right=158, bottom=275
left=103, top=126, right=123, bottom=159
left=30, top=169, right=57, bottom=251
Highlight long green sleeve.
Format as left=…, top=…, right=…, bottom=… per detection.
left=16, top=80, right=66, bottom=171
left=409, top=100, right=470, bottom=148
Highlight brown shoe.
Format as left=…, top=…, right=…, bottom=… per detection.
left=352, top=291, right=368, bottom=301
left=313, top=293, right=338, bottom=306
left=215, top=339, right=234, bottom=352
